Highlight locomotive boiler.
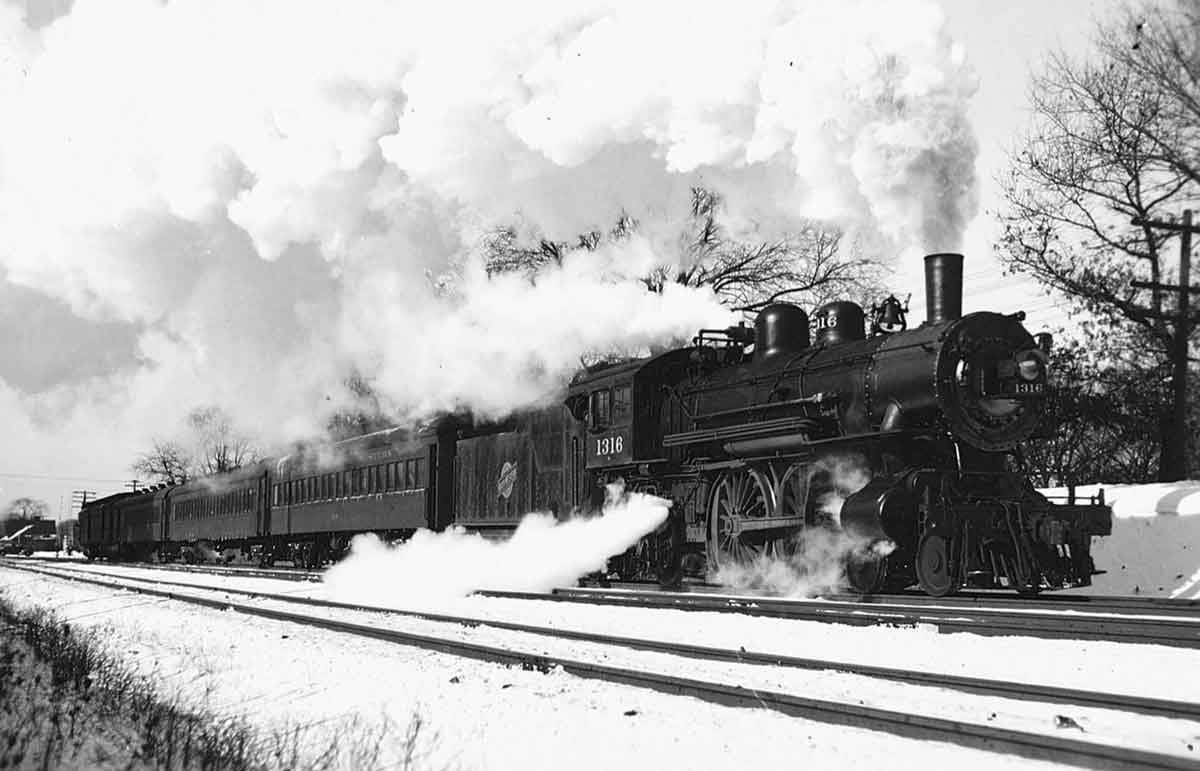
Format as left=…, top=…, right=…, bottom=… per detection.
left=569, top=253, right=1112, bottom=595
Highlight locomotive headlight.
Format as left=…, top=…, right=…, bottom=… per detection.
left=1016, top=350, right=1046, bottom=382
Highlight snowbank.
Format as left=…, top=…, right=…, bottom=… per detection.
left=1043, top=482, right=1200, bottom=599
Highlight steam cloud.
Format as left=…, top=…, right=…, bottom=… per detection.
left=712, top=455, right=896, bottom=596
left=322, top=483, right=671, bottom=604
left=0, top=0, right=978, bottom=470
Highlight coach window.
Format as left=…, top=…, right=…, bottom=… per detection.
left=612, top=384, right=632, bottom=425
left=589, top=388, right=612, bottom=431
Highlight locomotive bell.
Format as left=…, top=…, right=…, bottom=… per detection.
left=813, top=301, right=866, bottom=345
left=871, top=295, right=908, bottom=334
left=753, top=303, right=810, bottom=361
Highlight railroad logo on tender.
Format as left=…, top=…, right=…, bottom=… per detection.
left=497, top=461, right=518, bottom=500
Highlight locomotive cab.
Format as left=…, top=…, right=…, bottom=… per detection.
left=583, top=378, right=635, bottom=468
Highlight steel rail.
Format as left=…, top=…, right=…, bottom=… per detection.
left=596, top=580, right=1200, bottom=618
left=822, top=590, right=1200, bottom=618
left=6, top=560, right=1200, bottom=723
left=479, top=588, right=1200, bottom=649
left=0, top=560, right=1193, bottom=771
left=31, top=557, right=1198, bottom=618
left=17, top=555, right=320, bottom=582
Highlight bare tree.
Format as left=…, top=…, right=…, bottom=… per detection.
left=131, top=439, right=193, bottom=485
left=188, top=406, right=261, bottom=475
left=484, top=187, right=884, bottom=310
left=2, top=498, right=51, bottom=535
left=326, top=370, right=394, bottom=441
left=642, top=188, right=884, bottom=309
left=1020, top=339, right=1169, bottom=485
left=482, top=213, right=639, bottom=277
left=996, top=0, right=1200, bottom=480
left=1102, top=2, right=1200, bottom=189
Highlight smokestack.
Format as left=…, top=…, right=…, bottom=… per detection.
left=924, top=252, right=963, bottom=324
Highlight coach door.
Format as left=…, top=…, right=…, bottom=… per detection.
left=257, top=471, right=270, bottom=538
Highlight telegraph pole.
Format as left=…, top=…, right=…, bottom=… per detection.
left=1132, top=209, right=1200, bottom=481
left=71, top=490, right=97, bottom=513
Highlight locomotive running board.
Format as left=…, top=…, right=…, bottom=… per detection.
left=663, top=416, right=820, bottom=448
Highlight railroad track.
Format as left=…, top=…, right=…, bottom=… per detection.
left=30, top=556, right=1197, bottom=618
left=2, top=559, right=1198, bottom=770
left=481, top=586, right=1200, bottom=649
left=588, top=580, right=1200, bottom=618
left=822, top=590, right=1200, bottom=618
left=15, top=555, right=321, bottom=582
left=23, top=557, right=1200, bottom=642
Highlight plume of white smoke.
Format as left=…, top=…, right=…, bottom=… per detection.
left=712, top=455, right=896, bottom=597
left=0, top=0, right=978, bottom=477
left=322, top=483, right=670, bottom=606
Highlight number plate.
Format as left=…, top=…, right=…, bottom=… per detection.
left=587, top=429, right=632, bottom=467
left=1008, top=381, right=1045, bottom=395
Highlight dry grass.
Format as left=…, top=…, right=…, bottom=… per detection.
left=0, top=595, right=429, bottom=770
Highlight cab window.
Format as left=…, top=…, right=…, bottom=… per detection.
left=612, top=384, right=632, bottom=425
left=589, top=389, right=611, bottom=431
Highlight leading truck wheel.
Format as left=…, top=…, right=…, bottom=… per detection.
left=846, top=548, right=886, bottom=594
left=915, top=532, right=956, bottom=597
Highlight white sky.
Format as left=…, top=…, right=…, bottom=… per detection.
left=0, top=0, right=1121, bottom=515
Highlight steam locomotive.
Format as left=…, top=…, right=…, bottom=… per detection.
left=79, top=253, right=1112, bottom=596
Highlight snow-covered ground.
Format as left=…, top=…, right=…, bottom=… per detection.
left=3, top=481, right=1198, bottom=769
left=3, top=562, right=1200, bottom=770
left=1043, top=481, right=1200, bottom=598
left=2, top=568, right=1097, bottom=771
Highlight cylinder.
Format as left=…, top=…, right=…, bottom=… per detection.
left=924, top=252, right=964, bottom=324
left=754, top=303, right=810, bottom=361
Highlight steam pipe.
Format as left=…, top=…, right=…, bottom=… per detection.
left=924, top=252, right=963, bottom=324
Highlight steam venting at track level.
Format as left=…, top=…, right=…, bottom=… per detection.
left=709, top=455, right=897, bottom=596
left=322, top=483, right=670, bottom=606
